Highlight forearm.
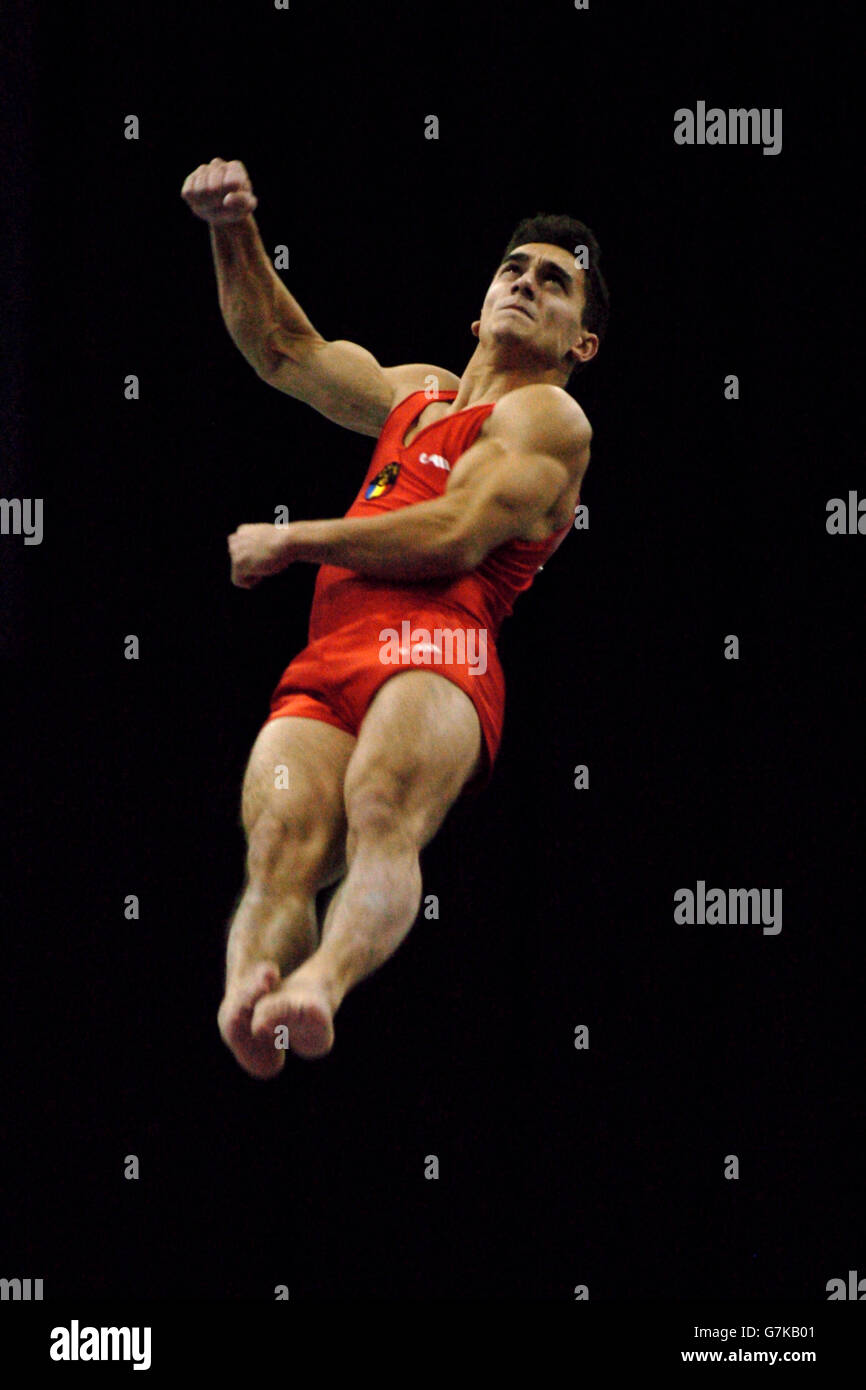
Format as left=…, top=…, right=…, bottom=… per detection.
left=209, top=215, right=320, bottom=377
left=287, top=501, right=474, bottom=580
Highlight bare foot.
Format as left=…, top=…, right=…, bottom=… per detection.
left=218, top=961, right=286, bottom=1079
left=250, top=970, right=336, bottom=1060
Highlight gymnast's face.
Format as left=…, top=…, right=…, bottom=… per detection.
left=472, top=242, right=596, bottom=374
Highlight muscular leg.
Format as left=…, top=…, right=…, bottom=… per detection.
left=250, top=672, right=483, bottom=1059
left=218, top=716, right=355, bottom=1078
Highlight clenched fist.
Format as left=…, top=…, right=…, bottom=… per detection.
left=228, top=523, right=295, bottom=588
left=181, top=158, right=258, bottom=225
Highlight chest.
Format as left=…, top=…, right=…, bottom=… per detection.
left=401, top=401, right=454, bottom=450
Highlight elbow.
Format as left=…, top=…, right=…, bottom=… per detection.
left=253, top=352, right=280, bottom=383
left=221, top=312, right=274, bottom=381
left=447, top=528, right=486, bottom=573
left=443, top=503, right=494, bottom=572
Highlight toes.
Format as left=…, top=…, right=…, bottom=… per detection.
left=268, top=995, right=333, bottom=1057
left=250, top=994, right=280, bottom=1039
left=217, top=963, right=285, bottom=1075
left=291, top=1003, right=333, bottom=1059
left=246, top=984, right=335, bottom=1060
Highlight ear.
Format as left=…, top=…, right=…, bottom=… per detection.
left=568, top=332, right=599, bottom=367
left=470, top=318, right=481, bottom=337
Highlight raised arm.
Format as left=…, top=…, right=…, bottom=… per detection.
left=181, top=157, right=457, bottom=437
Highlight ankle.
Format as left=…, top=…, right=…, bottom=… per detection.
left=224, top=954, right=280, bottom=992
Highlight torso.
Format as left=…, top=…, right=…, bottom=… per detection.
left=401, top=399, right=454, bottom=451
left=398, top=390, right=584, bottom=535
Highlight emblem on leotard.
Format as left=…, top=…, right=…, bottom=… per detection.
left=365, top=461, right=401, bottom=499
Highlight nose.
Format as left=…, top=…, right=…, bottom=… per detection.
left=510, top=268, right=538, bottom=303
left=512, top=269, right=535, bottom=295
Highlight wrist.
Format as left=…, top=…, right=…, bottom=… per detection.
left=281, top=518, right=334, bottom=565
left=209, top=213, right=256, bottom=239
left=271, top=521, right=295, bottom=568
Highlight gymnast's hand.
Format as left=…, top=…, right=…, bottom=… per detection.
left=228, top=523, right=294, bottom=588
left=181, top=158, right=259, bottom=224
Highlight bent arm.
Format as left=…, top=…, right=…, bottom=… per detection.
left=210, top=214, right=320, bottom=380
left=283, top=499, right=471, bottom=581
left=189, top=163, right=453, bottom=439
left=209, top=215, right=400, bottom=436
left=263, top=387, right=591, bottom=581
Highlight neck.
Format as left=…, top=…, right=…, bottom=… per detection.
left=448, top=345, right=568, bottom=412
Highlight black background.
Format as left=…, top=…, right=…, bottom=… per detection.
left=1, top=0, right=862, bottom=1303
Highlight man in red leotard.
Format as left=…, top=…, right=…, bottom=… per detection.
left=181, top=158, right=609, bottom=1075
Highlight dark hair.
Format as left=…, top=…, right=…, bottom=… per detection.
left=501, top=212, right=610, bottom=376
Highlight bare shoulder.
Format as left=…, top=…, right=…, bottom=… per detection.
left=381, top=363, right=463, bottom=411
left=483, top=383, right=592, bottom=459
left=482, top=385, right=592, bottom=529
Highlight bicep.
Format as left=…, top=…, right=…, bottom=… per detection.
left=445, top=442, right=574, bottom=558
left=262, top=341, right=461, bottom=439
left=261, top=336, right=395, bottom=437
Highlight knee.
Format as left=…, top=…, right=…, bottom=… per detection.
left=244, top=802, right=336, bottom=895
left=344, top=774, right=420, bottom=853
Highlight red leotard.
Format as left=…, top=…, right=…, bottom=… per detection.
left=264, top=388, right=575, bottom=796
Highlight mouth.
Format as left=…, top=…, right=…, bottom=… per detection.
left=502, top=303, right=533, bottom=319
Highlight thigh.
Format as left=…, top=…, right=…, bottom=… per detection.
left=242, top=715, right=356, bottom=889
left=343, top=671, right=482, bottom=849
